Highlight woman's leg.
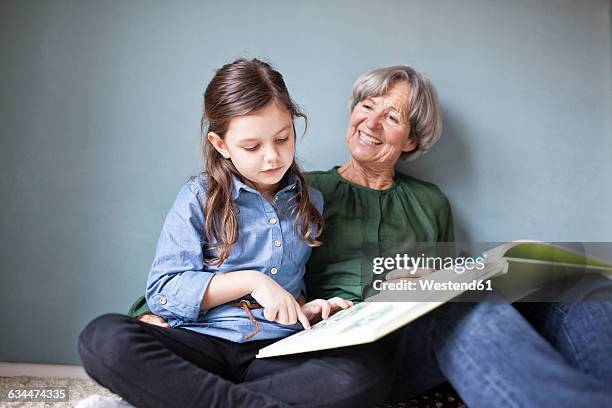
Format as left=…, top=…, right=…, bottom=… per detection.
left=516, top=274, right=612, bottom=382
left=78, top=313, right=289, bottom=408
left=432, top=297, right=612, bottom=408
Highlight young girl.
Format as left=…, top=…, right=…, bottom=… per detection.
left=78, top=58, right=352, bottom=408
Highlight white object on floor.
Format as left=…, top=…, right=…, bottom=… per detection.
left=75, top=394, right=134, bottom=408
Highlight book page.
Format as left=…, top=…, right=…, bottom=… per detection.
left=257, top=260, right=507, bottom=358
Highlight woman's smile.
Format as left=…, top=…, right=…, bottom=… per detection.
left=357, top=130, right=383, bottom=146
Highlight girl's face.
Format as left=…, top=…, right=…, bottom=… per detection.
left=208, top=101, right=295, bottom=198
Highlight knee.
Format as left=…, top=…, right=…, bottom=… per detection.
left=78, top=313, right=137, bottom=370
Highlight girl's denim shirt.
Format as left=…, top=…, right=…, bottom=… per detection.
left=145, top=172, right=323, bottom=342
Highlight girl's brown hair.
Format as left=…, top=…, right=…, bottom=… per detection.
left=201, top=58, right=323, bottom=265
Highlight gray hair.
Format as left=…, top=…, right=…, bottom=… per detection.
left=349, top=65, right=443, bottom=161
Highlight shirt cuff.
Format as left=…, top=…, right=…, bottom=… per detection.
left=146, top=271, right=214, bottom=322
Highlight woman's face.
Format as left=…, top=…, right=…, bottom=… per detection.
left=345, top=80, right=416, bottom=167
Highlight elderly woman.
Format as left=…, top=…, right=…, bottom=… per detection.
left=288, top=67, right=612, bottom=406
left=303, top=67, right=453, bottom=303
left=82, top=65, right=612, bottom=407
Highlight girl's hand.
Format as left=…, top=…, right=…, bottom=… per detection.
left=301, top=297, right=353, bottom=324
left=137, top=313, right=171, bottom=328
left=385, top=267, right=435, bottom=280
left=250, top=275, right=311, bottom=329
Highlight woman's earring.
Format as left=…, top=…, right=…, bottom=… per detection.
left=222, top=152, right=230, bottom=159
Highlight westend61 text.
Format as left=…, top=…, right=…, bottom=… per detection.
left=372, top=278, right=493, bottom=292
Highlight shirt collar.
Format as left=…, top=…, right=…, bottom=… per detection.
left=230, top=170, right=302, bottom=201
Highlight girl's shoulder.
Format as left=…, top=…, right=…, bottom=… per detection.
left=186, top=172, right=209, bottom=196
left=171, top=173, right=208, bottom=208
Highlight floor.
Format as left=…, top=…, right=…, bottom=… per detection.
left=0, top=363, right=466, bottom=407
left=0, top=375, right=119, bottom=407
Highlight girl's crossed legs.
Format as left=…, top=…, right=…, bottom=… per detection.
left=78, top=314, right=394, bottom=408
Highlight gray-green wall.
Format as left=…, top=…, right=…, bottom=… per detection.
left=1, top=0, right=610, bottom=364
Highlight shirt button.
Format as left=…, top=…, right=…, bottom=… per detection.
left=274, top=240, right=281, bottom=247
left=269, top=218, right=277, bottom=225
left=159, top=296, right=167, bottom=305
left=271, top=267, right=278, bottom=275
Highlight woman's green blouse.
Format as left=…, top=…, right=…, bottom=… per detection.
left=127, top=167, right=454, bottom=316
left=304, top=167, right=454, bottom=302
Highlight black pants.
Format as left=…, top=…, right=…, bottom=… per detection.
left=78, top=314, right=395, bottom=408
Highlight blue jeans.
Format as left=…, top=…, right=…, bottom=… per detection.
left=389, top=274, right=612, bottom=407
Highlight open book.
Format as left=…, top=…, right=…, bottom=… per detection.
left=256, top=242, right=612, bottom=358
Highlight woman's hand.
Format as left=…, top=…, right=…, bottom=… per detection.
left=301, top=297, right=353, bottom=324
left=385, top=267, right=435, bottom=280
left=250, top=275, right=311, bottom=329
left=137, top=313, right=170, bottom=328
